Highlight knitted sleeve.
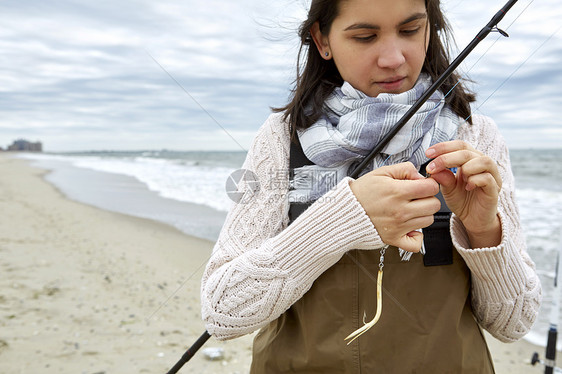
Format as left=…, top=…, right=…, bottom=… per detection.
left=200, top=113, right=385, bottom=340
left=452, top=115, right=542, bottom=342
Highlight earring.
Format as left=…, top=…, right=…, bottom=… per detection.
left=325, top=52, right=330, bottom=57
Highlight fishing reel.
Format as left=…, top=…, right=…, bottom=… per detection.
left=531, top=351, right=562, bottom=373
left=531, top=326, right=562, bottom=374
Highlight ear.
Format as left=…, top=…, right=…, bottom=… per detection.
left=310, top=22, right=332, bottom=60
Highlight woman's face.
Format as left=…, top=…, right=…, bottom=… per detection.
left=312, top=0, right=430, bottom=97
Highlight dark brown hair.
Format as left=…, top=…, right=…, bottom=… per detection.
left=274, top=0, right=475, bottom=138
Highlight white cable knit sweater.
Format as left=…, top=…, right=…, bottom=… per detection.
left=201, top=112, right=541, bottom=342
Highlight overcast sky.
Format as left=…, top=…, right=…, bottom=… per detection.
left=0, top=0, right=560, bottom=152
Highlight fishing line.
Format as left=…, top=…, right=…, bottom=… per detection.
left=452, top=0, right=552, bottom=124
left=357, top=0, right=544, bottom=326
left=350, top=0, right=551, bottom=343
left=386, top=0, right=543, bottom=165
left=341, top=0, right=523, bottom=344
left=348, top=0, right=521, bottom=178
left=346, top=17, right=558, bottom=348
left=467, top=23, right=562, bottom=122
left=144, top=48, right=248, bottom=153
left=460, top=0, right=535, bottom=79
left=166, top=0, right=546, bottom=370
left=386, top=0, right=537, bottom=164
left=145, top=254, right=211, bottom=323
left=372, top=0, right=545, bottom=175
left=142, top=48, right=252, bottom=322
left=445, top=0, right=535, bottom=96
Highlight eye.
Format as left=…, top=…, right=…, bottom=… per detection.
left=353, top=34, right=377, bottom=42
left=401, top=27, right=421, bottom=36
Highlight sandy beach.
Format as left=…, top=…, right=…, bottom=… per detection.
left=0, top=154, right=553, bottom=373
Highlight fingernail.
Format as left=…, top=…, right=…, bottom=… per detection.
left=426, top=148, right=436, bottom=157
left=426, top=162, right=435, bottom=173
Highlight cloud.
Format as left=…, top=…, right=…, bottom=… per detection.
left=442, top=0, right=562, bottom=149
left=0, top=0, right=560, bottom=151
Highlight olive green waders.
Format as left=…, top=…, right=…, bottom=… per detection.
left=250, top=247, right=494, bottom=373
left=249, top=139, right=494, bottom=373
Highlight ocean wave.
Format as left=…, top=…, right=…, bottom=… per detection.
left=19, top=152, right=239, bottom=212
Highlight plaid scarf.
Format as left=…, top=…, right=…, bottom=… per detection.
left=288, top=74, right=460, bottom=204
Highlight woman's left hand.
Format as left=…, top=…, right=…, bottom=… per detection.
left=425, top=140, right=502, bottom=248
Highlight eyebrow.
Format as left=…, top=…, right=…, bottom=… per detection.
left=343, top=12, right=427, bottom=31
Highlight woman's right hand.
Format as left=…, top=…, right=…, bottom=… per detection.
left=349, top=162, right=441, bottom=253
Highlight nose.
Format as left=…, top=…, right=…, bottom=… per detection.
left=377, top=38, right=406, bottom=70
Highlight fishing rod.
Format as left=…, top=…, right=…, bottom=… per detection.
left=532, top=234, right=562, bottom=374
left=349, top=0, right=517, bottom=178
left=165, top=0, right=519, bottom=372
left=166, top=331, right=211, bottom=374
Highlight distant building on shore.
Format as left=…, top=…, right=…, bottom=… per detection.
left=7, top=139, right=43, bottom=152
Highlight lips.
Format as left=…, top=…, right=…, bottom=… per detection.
left=379, top=76, right=405, bottom=83
left=375, top=76, right=406, bottom=91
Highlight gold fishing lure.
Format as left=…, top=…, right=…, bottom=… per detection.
left=344, top=247, right=386, bottom=344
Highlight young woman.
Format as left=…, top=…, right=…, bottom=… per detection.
left=201, top=0, right=541, bottom=372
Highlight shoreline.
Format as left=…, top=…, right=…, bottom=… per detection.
left=0, top=154, right=552, bottom=373
left=22, top=154, right=228, bottom=242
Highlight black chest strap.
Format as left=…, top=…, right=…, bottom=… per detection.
left=288, top=138, right=453, bottom=266
left=419, top=161, right=454, bottom=266
left=288, top=137, right=315, bottom=223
